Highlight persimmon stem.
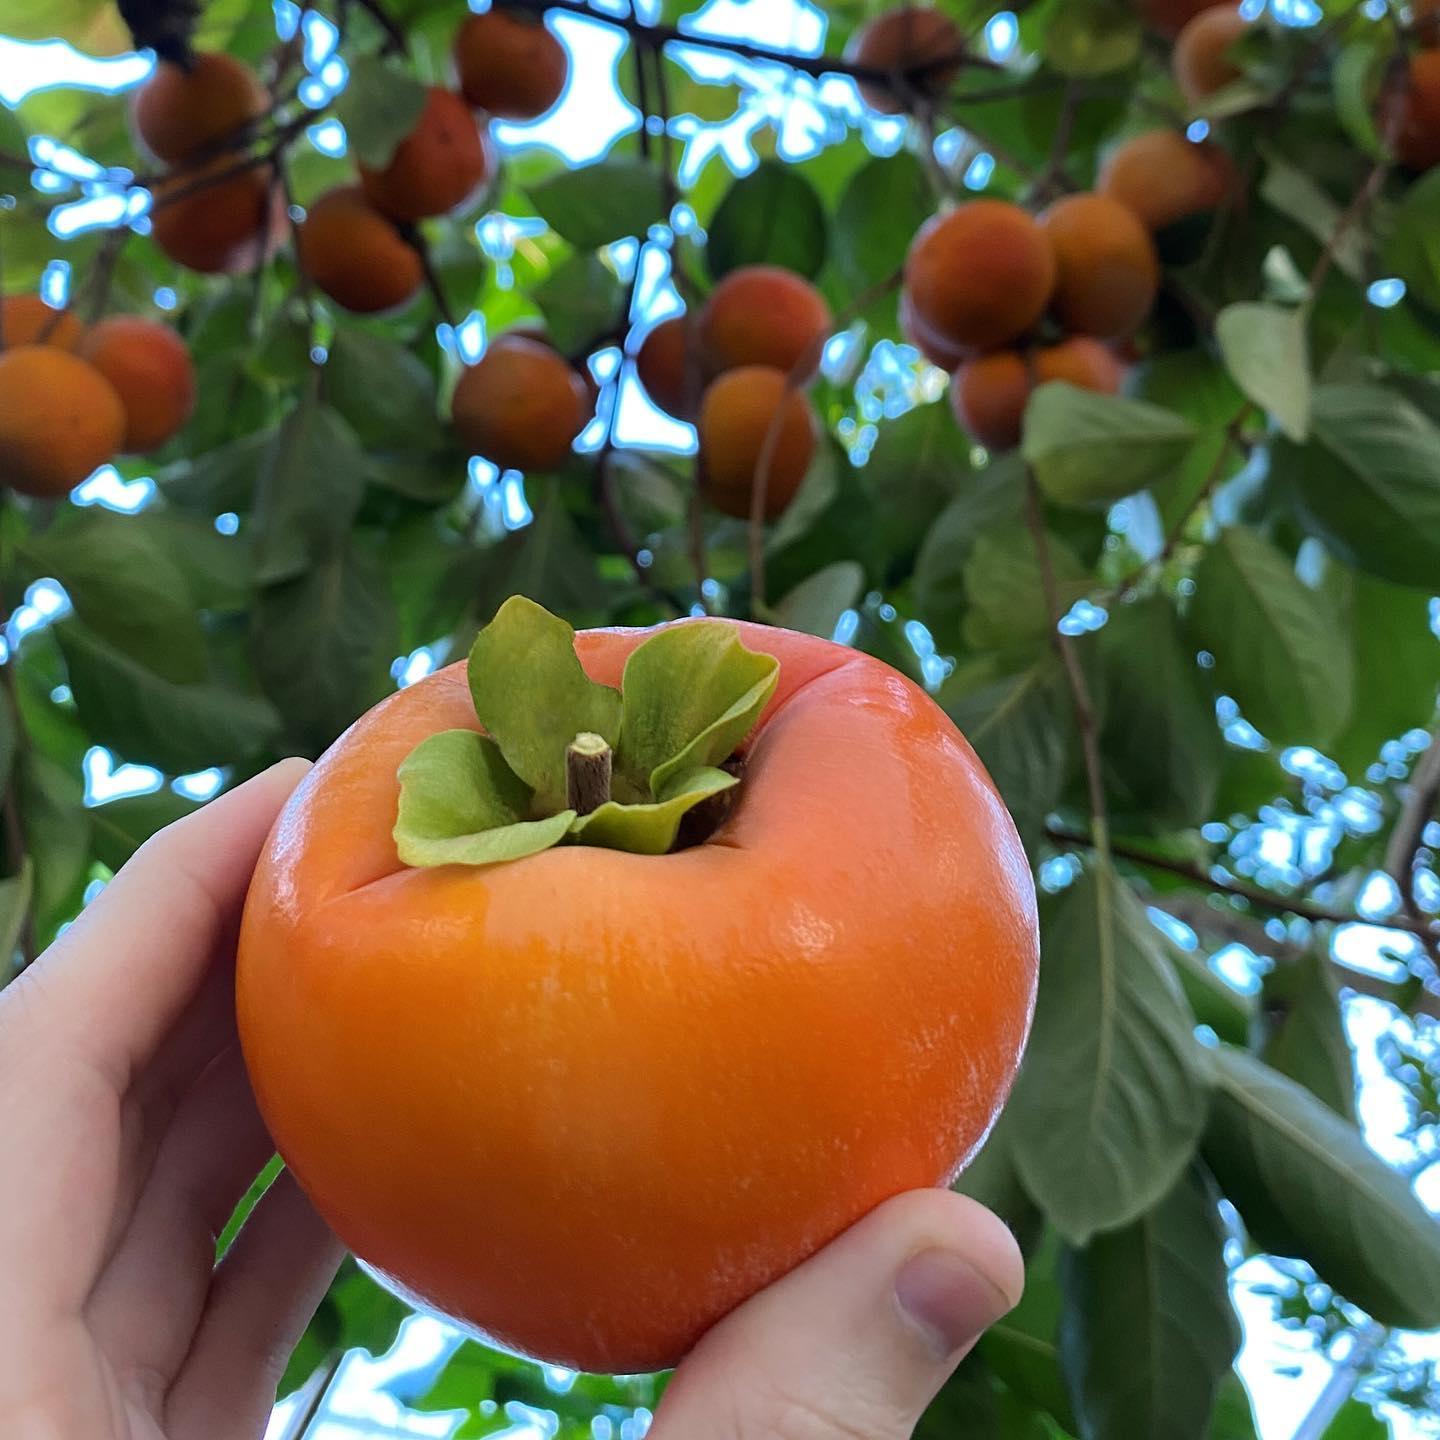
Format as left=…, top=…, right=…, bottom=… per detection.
left=567, top=733, right=613, bottom=816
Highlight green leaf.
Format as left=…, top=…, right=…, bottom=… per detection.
left=1187, top=527, right=1351, bottom=747
left=1010, top=864, right=1211, bottom=1245
left=217, top=1154, right=283, bottom=1260
left=1385, top=167, right=1440, bottom=312
left=394, top=729, right=576, bottom=867
left=1261, top=950, right=1356, bottom=1120
left=0, top=861, right=34, bottom=972
left=59, top=622, right=281, bottom=773
left=1323, top=1401, right=1387, bottom=1440
left=1275, top=383, right=1440, bottom=589
left=91, top=789, right=201, bottom=871
left=334, top=55, right=429, bottom=168
left=706, top=160, right=828, bottom=281
left=1023, top=385, right=1198, bottom=508
left=279, top=1260, right=411, bottom=1400
left=528, top=156, right=667, bottom=249
left=1042, top=0, right=1143, bottom=76
left=532, top=252, right=626, bottom=356
left=1203, top=1046, right=1440, bottom=1329
left=1215, top=303, right=1309, bottom=442
left=1164, top=941, right=1257, bottom=1050
left=770, top=560, right=864, bottom=638
left=1332, top=42, right=1387, bottom=158
left=325, top=330, right=439, bottom=448
left=833, top=152, right=931, bottom=295
left=468, top=596, right=623, bottom=812
left=963, top=524, right=1089, bottom=656
left=617, top=619, right=778, bottom=794
left=17, top=750, right=89, bottom=941
left=1060, top=1168, right=1240, bottom=1440
left=1208, top=1374, right=1259, bottom=1440
left=1097, top=598, right=1223, bottom=828
left=864, top=400, right=974, bottom=567
left=1260, top=158, right=1364, bottom=282
left=570, top=764, right=738, bottom=852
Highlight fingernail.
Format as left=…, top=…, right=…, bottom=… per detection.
left=894, top=1248, right=1016, bottom=1358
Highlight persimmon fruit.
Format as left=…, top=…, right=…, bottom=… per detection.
left=0, top=346, right=124, bottom=497
left=1381, top=50, right=1440, bottom=172
left=698, top=365, right=816, bottom=520
left=1098, top=129, right=1235, bottom=230
left=845, top=5, right=965, bottom=115
left=297, top=187, right=425, bottom=314
left=636, top=313, right=702, bottom=419
left=454, top=10, right=569, bottom=120
left=237, top=615, right=1038, bottom=1373
left=698, top=265, right=833, bottom=380
left=131, top=52, right=267, bottom=164
left=149, top=159, right=284, bottom=273
left=1, top=294, right=83, bottom=351
left=1173, top=6, right=1248, bottom=103
left=360, top=87, right=490, bottom=222
left=900, top=290, right=971, bottom=371
left=904, top=201, right=1057, bottom=351
left=451, top=334, right=588, bottom=472
left=79, top=316, right=196, bottom=454
left=1040, top=192, right=1159, bottom=339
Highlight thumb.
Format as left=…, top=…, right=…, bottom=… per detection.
left=651, top=1188, right=1023, bottom=1440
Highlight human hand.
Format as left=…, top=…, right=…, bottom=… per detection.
left=0, top=759, right=343, bottom=1440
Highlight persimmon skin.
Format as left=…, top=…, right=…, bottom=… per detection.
left=900, top=291, right=971, bottom=371
left=149, top=159, right=284, bottom=273
left=1174, top=6, right=1248, bottom=103
left=1040, top=192, right=1159, bottom=339
left=699, top=265, right=833, bottom=380
left=297, top=187, right=424, bottom=314
left=451, top=334, right=587, bottom=472
left=699, top=365, right=816, bottom=520
left=1381, top=50, right=1440, bottom=172
left=79, top=316, right=196, bottom=454
left=636, top=314, right=702, bottom=419
left=454, top=10, right=569, bottom=120
left=845, top=6, right=965, bottom=115
left=905, top=201, right=1057, bottom=351
left=1, top=295, right=83, bottom=351
left=0, top=347, right=125, bottom=497
left=236, top=621, right=1039, bottom=1373
left=360, top=88, right=490, bottom=222
left=1132, top=0, right=1225, bottom=38
left=1098, top=129, right=1235, bottom=230
left=132, top=52, right=267, bottom=164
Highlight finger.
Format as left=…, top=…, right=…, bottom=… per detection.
left=5, top=758, right=310, bottom=1090
left=652, top=1190, right=1022, bottom=1440
left=86, top=1045, right=275, bottom=1390
left=166, top=1170, right=344, bottom=1440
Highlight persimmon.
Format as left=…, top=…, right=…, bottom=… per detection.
left=297, top=186, right=424, bottom=314
left=1040, top=192, right=1159, bottom=338
left=1131, top=0, right=1225, bottom=38
left=360, top=87, right=490, bottom=222
left=698, top=265, right=833, bottom=380
left=636, top=313, right=702, bottom=419
left=1381, top=50, right=1440, bottom=172
left=951, top=337, right=1124, bottom=451
left=698, top=365, right=816, bottom=520
left=454, top=10, right=569, bottom=120
left=149, top=158, right=283, bottom=273
left=1173, top=6, right=1248, bottom=102
left=899, top=291, right=970, bottom=371
left=237, top=604, right=1038, bottom=1373
left=1098, top=129, right=1235, bottom=230
left=904, top=201, right=1057, bottom=351
left=1, top=294, right=83, bottom=351
left=131, top=51, right=267, bottom=164
left=78, top=315, right=195, bottom=454
left=0, top=347, right=124, bottom=497
left=451, top=333, right=588, bottom=472
left=845, top=5, right=965, bottom=115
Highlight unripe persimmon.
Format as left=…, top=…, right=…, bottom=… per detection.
left=1098, top=130, right=1235, bottom=230
left=1381, top=50, right=1440, bottom=172
left=149, top=159, right=284, bottom=273
left=0, top=347, right=124, bottom=497
left=1174, top=6, right=1248, bottom=103
left=1040, top=192, right=1159, bottom=339
left=454, top=10, right=569, bottom=120
left=699, top=266, right=833, bottom=380
left=451, top=334, right=587, bottom=472
left=131, top=52, right=267, bottom=164
left=297, top=187, right=424, bottom=314
left=845, top=6, right=965, bottom=115
left=1132, top=0, right=1226, bottom=38
left=904, top=201, right=1057, bottom=351
left=899, top=291, right=970, bottom=371
left=636, top=314, right=703, bottom=419
left=360, top=88, right=490, bottom=223
left=951, top=337, right=1124, bottom=451
left=698, top=365, right=816, bottom=520
left=1, top=295, right=83, bottom=351
left=79, top=315, right=196, bottom=454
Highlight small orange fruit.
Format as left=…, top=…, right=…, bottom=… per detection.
left=80, top=316, right=196, bottom=454
left=845, top=6, right=965, bottom=114
left=297, top=187, right=425, bottom=314
left=1, top=295, right=84, bottom=351
left=454, top=10, right=569, bottom=120
left=451, top=334, right=588, bottom=472
left=0, top=347, right=125, bottom=497
left=699, top=365, right=817, bottom=520
left=131, top=52, right=268, bottom=164
left=360, top=88, right=490, bottom=222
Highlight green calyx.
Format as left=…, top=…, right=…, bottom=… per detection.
left=393, top=596, right=779, bottom=868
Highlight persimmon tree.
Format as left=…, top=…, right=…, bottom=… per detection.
left=1, top=0, right=1440, bottom=1435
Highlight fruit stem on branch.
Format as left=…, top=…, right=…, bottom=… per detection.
left=567, top=732, right=613, bottom=816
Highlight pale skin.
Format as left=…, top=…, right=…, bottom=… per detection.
left=0, top=759, right=1023, bottom=1440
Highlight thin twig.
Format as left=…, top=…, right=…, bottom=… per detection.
left=1384, top=727, right=1440, bottom=967
left=278, top=1350, right=343, bottom=1440
left=1030, top=78, right=1079, bottom=204
left=349, top=0, right=408, bottom=54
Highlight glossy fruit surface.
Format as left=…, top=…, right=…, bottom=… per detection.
left=149, top=160, right=284, bottom=273
left=297, top=187, right=425, bottom=313
left=698, top=365, right=816, bottom=519
left=636, top=314, right=701, bottom=418
left=1098, top=129, right=1235, bottom=230
left=846, top=5, right=965, bottom=114
left=132, top=52, right=267, bottom=164
left=454, top=10, right=569, bottom=119
left=451, top=334, right=588, bottom=471
left=237, top=619, right=1039, bottom=1372
left=1, top=295, right=84, bottom=351
left=0, top=346, right=125, bottom=496
left=699, top=265, right=833, bottom=379
left=1040, top=192, right=1159, bottom=338
left=80, top=316, right=196, bottom=453
left=359, top=88, right=489, bottom=222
